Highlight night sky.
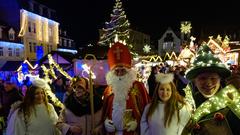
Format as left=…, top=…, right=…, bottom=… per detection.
left=40, top=0, right=240, bottom=48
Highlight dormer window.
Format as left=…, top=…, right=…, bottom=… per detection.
left=39, top=6, right=43, bottom=15
left=8, top=28, right=15, bottom=40
left=29, top=2, right=34, bottom=12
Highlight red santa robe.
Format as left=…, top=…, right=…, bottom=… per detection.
left=102, top=81, right=150, bottom=135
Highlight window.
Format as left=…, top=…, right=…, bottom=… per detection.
left=8, top=48, right=12, bottom=56
left=49, top=27, right=52, bottom=37
left=29, top=42, right=32, bottom=52
left=59, top=38, right=62, bottom=46
left=29, top=2, right=34, bottom=11
left=48, top=44, right=52, bottom=53
left=64, top=39, right=67, bottom=46
left=163, top=42, right=174, bottom=51
left=33, top=23, right=36, bottom=33
left=15, top=48, right=20, bottom=57
left=39, top=6, right=43, bottom=15
left=68, top=40, right=71, bottom=47
left=0, top=47, right=3, bottom=56
left=48, top=9, right=51, bottom=18
left=8, top=28, right=15, bottom=40
left=9, top=33, right=15, bottom=40
left=28, top=22, right=31, bottom=32
left=33, top=42, right=37, bottom=52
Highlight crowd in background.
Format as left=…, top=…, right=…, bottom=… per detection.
left=0, top=43, right=240, bottom=135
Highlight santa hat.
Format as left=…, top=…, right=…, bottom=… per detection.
left=155, top=73, right=174, bottom=84
left=185, top=44, right=231, bottom=80
left=107, top=42, right=132, bottom=70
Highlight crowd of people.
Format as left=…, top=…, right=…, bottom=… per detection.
left=0, top=42, right=239, bottom=135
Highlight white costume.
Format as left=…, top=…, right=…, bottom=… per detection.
left=140, top=102, right=191, bottom=135
left=6, top=103, right=59, bottom=135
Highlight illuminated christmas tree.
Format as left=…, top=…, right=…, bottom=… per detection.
left=98, top=0, right=131, bottom=48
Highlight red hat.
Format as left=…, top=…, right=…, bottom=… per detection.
left=107, top=42, right=132, bottom=70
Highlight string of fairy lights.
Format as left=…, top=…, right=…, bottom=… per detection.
left=191, top=85, right=240, bottom=122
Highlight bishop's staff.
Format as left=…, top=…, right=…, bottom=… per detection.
left=83, top=54, right=97, bottom=131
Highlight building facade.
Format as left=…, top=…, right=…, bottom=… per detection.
left=58, top=29, right=77, bottom=54
left=129, top=29, right=151, bottom=55
left=0, top=23, right=24, bottom=67
left=0, top=0, right=59, bottom=61
left=158, top=27, right=181, bottom=56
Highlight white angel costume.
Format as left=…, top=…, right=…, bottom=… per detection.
left=140, top=102, right=191, bottom=135
left=6, top=103, right=59, bottom=135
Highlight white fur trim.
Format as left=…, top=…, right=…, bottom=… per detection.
left=155, top=73, right=174, bottom=84
left=31, top=78, right=49, bottom=89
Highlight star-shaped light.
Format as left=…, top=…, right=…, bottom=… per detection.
left=143, top=44, right=151, bottom=53
left=180, top=21, right=192, bottom=34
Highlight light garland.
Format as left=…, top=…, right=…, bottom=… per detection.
left=183, top=84, right=196, bottom=111
left=16, top=60, right=38, bottom=72
left=163, top=52, right=178, bottom=60
left=18, top=9, right=28, bottom=37
left=49, top=62, right=57, bottom=79
left=192, top=85, right=240, bottom=122
left=41, top=65, right=53, bottom=83
left=48, top=54, right=72, bottom=80
left=207, top=39, right=226, bottom=54
left=19, top=9, right=59, bottom=45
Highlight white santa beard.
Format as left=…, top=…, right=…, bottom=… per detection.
left=106, top=68, right=137, bottom=131
left=106, top=68, right=137, bottom=106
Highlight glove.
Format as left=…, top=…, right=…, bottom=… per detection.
left=104, top=118, right=115, bottom=132
left=125, top=120, right=137, bottom=132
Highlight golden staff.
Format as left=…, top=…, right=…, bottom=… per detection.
left=83, top=54, right=97, bottom=131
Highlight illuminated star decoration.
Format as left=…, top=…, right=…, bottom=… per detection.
left=180, top=21, right=192, bottom=34
left=143, top=44, right=151, bottom=53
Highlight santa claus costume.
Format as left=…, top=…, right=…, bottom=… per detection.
left=102, top=42, right=149, bottom=135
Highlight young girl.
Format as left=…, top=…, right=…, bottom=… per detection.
left=6, top=78, right=59, bottom=135
left=141, top=73, right=192, bottom=135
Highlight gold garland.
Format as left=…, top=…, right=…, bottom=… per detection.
left=48, top=54, right=72, bottom=80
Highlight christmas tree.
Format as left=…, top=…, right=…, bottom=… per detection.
left=98, top=0, right=131, bottom=48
